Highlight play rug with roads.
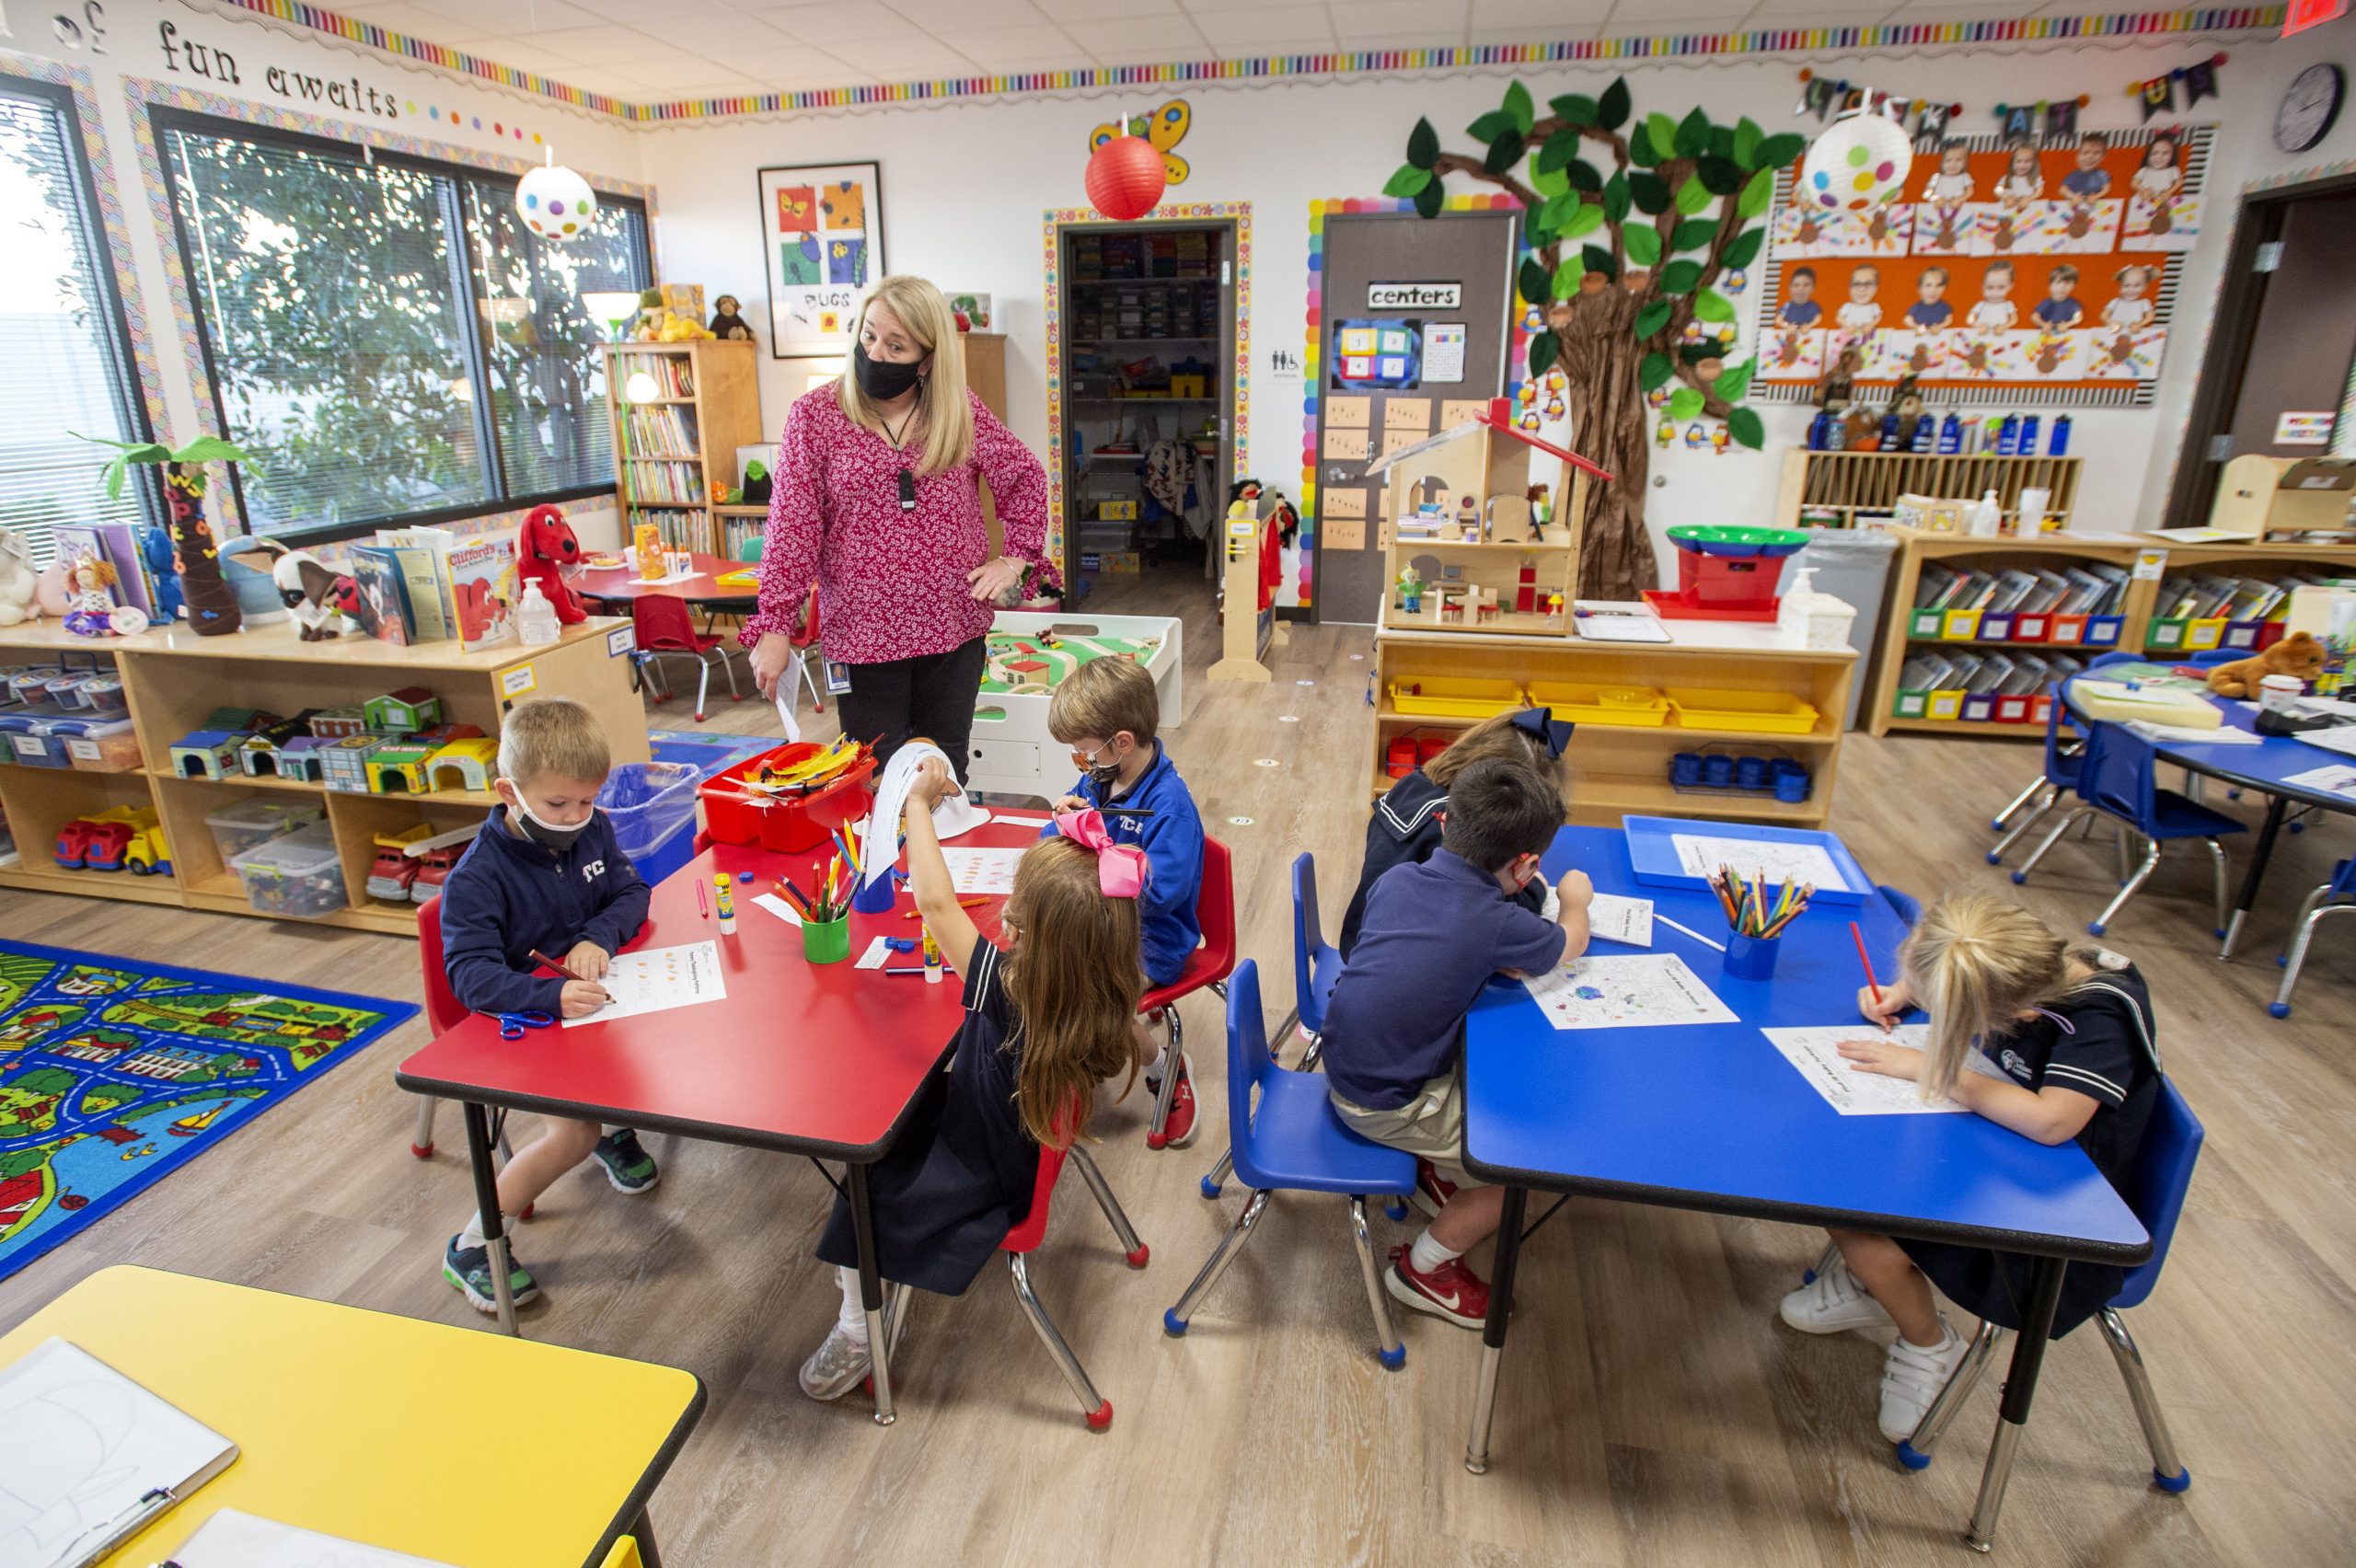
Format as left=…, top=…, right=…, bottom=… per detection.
left=0, top=941, right=416, bottom=1279
left=981, top=628, right=1162, bottom=696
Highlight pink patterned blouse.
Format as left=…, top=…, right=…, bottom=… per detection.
left=740, top=385, right=1049, bottom=665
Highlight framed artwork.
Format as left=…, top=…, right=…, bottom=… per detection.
left=756, top=161, right=885, bottom=358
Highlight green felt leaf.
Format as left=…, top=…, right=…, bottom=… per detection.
left=1551, top=255, right=1587, bottom=296
left=1413, top=178, right=1445, bottom=219
left=1519, top=257, right=1553, bottom=306
left=1622, top=224, right=1662, bottom=267
left=1538, top=128, right=1581, bottom=174
left=1528, top=157, right=1570, bottom=199
left=1528, top=329, right=1560, bottom=382
left=1407, top=116, right=1439, bottom=170
left=1738, top=167, right=1775, bottom=220
left=1674, top=176, right=1712, bottom=215
left=1540, top=191, right=1582, bottom=232
left=1640, top=352, right=1673, bottom=391
left=1504, top=81, right=1535, bottom=135
left=1382, top=163, right=1433, bottom=198
left=1551, top=92, right=1597, bottom=127
left=1469, top=110, right=1518, bottom=143
left=1597, top=77, right=1631, bottom=131
left=1568, top=159, right=1603, bottom=193
left=1602, top=170, right=1631, bottom=225
left=1628, top=171, right=1672, bottom=213
left=1671, top=217, right=1720, bottom=253
left=1679, top=341, right=1720, bottom=364
left=1758, top=132, right=1807, bottom=169
left=167, top=436, right=250, bottom=465
left=1697, top=156, right=1742, bottom=196
left=1723, top=225, right=1765, bottom=271
left=101, top=457, right=130, bottom=500
left=1692, top=287, right=1737, bottom=324
left=1484, top=129, right=1525, bottom=174
left=1646, top=113, right=1680, bottom=162
left=1560, top=201, right=1606, bottom=240
left=1660, top=259, right=1703, bottom=294
left=1627, top=122, right=1658, bottom=167
left=1675, top=108, right=1711, bottom=157
left=1713, top=358, right=1755, bottom=401
left=1709, top=126, right=1736, bottom=163
left=1728, top=406, right=1765, bottom=451
left=1583, top=244, right=1617, bottom=281
left=1668, top=386, right=1704, bottom=421
left=1733, top=117, right=1763, bottom=169
left=1634, top=300, right=1672, bottom=339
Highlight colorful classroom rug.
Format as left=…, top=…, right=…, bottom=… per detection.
left=648, top=728, right=776, bottom=777
left=0, top=941, right=417, bottom=1280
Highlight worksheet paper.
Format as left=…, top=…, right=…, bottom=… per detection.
left=1669, top=834, right=1852, bottom=894
left=2295, top=724, right=2356, bottom=759
left=165, top=1510, right=457, bottom=1567
left=1520, top=952, right=1737, bottom=1030
left=943, top=845, right=1027, bottom=895
left=562, top=941, right=727, bottom=1027
left=1762, top=1024, right=2010, bottom=1115
left=1585, top=894, right=1654, bottom=947
left=2282, top=763, right=2356, bottom=801
left=751, top=893, right=803, bottom=927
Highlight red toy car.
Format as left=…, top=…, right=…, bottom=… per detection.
left=410, top=844, right=465, bottom=903
left=53, top=819, right=98, bottom=870
left=365, top=845, right=423, bottom=901
left=81, top=820, right=137, bottom=872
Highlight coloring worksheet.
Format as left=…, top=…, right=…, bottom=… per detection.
left=1762, top=1024, right=2010, bottom=1115
left=1585, top=894, right=1654, bottom=947
left=562, top=940, right=727, bottom=1028
left=166, top=1509, right=458, bottom=1567
left=943, top=845, right=1028, bottom=895
left=1520, top=952, right=1737, bottom=1031
left=1669, top=833, right=1852, bottom=894
left=2281, top=764, right=2356, bottom=802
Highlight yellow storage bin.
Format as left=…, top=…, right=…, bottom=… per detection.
left=1527, top=680, right=1671, bottom=727
left=1388, top=677, right=1528, bottom=720
left=1664, top=687, right=1822, bottom=735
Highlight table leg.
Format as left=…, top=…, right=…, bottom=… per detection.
left=2220, top=796, right=2287, bottom=959
left=849, top=1163, right=895, bottom=1426
left=1464, top=1184, right=1529, bottom=1475
left=1965, top=1255, right=2066, bottom=1552
left=459, top=1101, right=518, bottom=1337
left=635, top=1512, right=663, bottom=1568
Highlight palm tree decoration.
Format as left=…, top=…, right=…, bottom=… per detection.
left=73, top=433, right=254, bottom=635
left=1389, top=79, right=1803, bottom=598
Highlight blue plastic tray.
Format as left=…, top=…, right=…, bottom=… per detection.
left=1620, top=815, right=1872, bottom=905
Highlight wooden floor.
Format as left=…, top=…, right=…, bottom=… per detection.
left=5, top=568, right=2352, bottom=1566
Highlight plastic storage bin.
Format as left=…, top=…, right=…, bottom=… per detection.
left=1664, top=688, right=1822, bottom=735
left=2, top=717, right=73, bottom=767
left=1385, top=676, right=1527, bottom=719
left=6, top=668, right=65, bottom=713
left=599, top=761, right=701, bottom=886
left=62, top=718, right=140, bottom=772
left=205, top=798, right=325, bottom=862
left=74, top=674, right=130, bottom=718
left=227, top=822, right=348, bottom=918
left=1526, top=681, right=1671, bottom=727
left=700, top=742, right=878, bottom=855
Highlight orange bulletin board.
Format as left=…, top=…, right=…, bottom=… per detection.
left=1756, top=124, right=2212, bottom=404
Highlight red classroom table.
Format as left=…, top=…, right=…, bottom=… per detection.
left=396, top=817, right=1040, bottom=1424
left=575, top=553, right=751, bottom=606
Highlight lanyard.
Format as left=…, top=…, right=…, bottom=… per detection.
left=884, top=409, right=918, bottom=513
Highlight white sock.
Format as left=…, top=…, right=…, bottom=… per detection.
left=1409, top=1228, right=1462, bottom=1274
left=458, top=1211, right=491, bottom=1250
left=836, top=1265, right=870, bottom=1344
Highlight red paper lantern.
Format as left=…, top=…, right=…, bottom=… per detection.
left=1086, top=135, right=1166, bottom=222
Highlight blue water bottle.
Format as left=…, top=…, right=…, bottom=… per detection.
left=1807, top=409, right=1831, bottom=451
left=2048, top=414, right=2072, bottom=455
left=2018, top=414, right=2040, bottom=455
left=1912, top=410, right=1936, bottom=452
left=1937, top=412, right=1962, bottom=454
left=1996, top=413, right=2020, bottom=455
left=1880, top=409, right=1900, bottom=449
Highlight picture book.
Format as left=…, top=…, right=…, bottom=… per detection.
left=346, top=545, right=414, bottom=646
left=49, top=524, right=155, bottom=619
left=380, top=528, right=457, bottom=642
left=443, top=535, right=518, bottom=652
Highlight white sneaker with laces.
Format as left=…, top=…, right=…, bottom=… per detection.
left=1778, top=1255, right=1895, bottom=1335
left=798, top=1324, right=872, bottom=1401
left=1879, top=1320, right=1970, bottom=1442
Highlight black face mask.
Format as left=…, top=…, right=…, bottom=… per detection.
left=854, top=342, right=925, bottom=402
left=506, top=796, right=591, bottom=854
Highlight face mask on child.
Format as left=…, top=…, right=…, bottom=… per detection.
left=1069, top=741, right=1124, bottom=791
left=501, top=785, right=592, bottom=853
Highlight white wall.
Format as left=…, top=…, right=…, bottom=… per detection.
left=638, top=21, right=2356, bottom=600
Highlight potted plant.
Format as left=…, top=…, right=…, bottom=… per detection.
left=72, top=432, right=254, bottom=635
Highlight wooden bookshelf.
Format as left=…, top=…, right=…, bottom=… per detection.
left=0, top=617, right=644, bottom=934
left=1776, top=450, right=2084, bottom=531
left=606, top=340, right=763, bottom=558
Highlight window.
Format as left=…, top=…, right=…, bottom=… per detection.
left=156, top=110, right=649, bottom=542
left=0, top=79, right=154, bottom=566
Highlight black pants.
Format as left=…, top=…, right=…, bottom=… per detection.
left=837, top=635, right=989, bottom=782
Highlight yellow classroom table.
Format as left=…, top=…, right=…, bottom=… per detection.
left=0, top=1266, right=704, bottom=1568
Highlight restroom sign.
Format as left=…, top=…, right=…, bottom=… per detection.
left=1369, top=282, right=1460, bottom=309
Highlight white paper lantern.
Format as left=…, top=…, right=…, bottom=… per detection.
left=517, top=157, right=597, bottom=239
left=1800, top=112, right=1912, bottom=213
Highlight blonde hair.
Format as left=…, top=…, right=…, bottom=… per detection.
left=1900, top=895, right=2073, bottom=1100
left=1425, top=710, right=1571, bottom=797
left=835, top=275, right=975, bottom=478
left=1002, top=837, right=1145, bottom=1147
left=1047, top=656, right=1159, bottom=747
left=498, top=697, right=611, bottom=786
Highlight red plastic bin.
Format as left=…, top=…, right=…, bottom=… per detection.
left=699, top=742, right=878, bottom=854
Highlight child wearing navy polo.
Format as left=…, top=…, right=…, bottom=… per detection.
left=1322, top=759, right=1591, bottom=1327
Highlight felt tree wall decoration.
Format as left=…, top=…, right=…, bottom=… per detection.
left=1392, top=80, right=1803, bottom=599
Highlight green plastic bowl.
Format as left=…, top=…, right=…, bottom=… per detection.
left=1666, top=525, right=1810, bottom=559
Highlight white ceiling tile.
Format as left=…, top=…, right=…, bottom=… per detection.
left=1345, top=29, right=1474, bottom=48
left=1331, top=0, right=1465, bottom=30
left=747, top=2, right=925, bottom=42
left=339, top=3, right=475, bottom=40
left=617, top=56, right=754, bottom=87
left=410, top=0, right=602, bottom=36
left=1468, top=0, right=1614, bottom=28
left=827, top=35, right=979, bottom=73
left=1061, top=14, right=1208, bottom=56
left=1881, top=0, right=2038, bottom=11
left=955, top=25, right=1088, bottom=64
left=1467, top=23, right=1598, bottom=43
left=728, top=45, right=858, bottom=75
left=1195, top=7, right=1332, bottom=49
left=1603, top=0, right=1756, bottom=27
left=1179, top=0, right=1269, bottom=11
left=517, top=24, right=676, bottom=63
left=1033, top=0, right=1184, bottom=18
left=1743, top=8, right=1900, bottom=26
left=884, top=0, right=1048, bottom=26
left=556, top=67, right=656, bottom=94
left=487, top=43, right=591, bottom=74
left=1744, top=0, right=1894, bottom=13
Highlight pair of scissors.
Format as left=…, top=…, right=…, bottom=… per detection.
left=497, top=1010, right=556, bottom=1039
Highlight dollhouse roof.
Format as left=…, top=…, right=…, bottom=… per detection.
left=1361, top=399, right=1613, bottom=483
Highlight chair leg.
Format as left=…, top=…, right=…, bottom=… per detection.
left=716, top=645, right=742, bottom=702
left=693, top=658, right=711, bottom=723
left=1163, top=1189, right=1270, bottom=1334
left=2203, top=838, right=2232, bottom=940
left=881, top=1281, right=913, bottom=1366
left=1987, top=787, right=2058, bottom=866
left=1349, top=1195, right=1406, bottom=1369
left=410, top=1094, right=437, bottom=1159
left=2012, top=805, right=2090, bottom=884
left=1992, top=773, right=2051, bottom=833
left=2088, top=838, right=2163, bottom=937
left=1069, top=1145, right=1149, bottom=1267
left=2114, top=825, right=2135, bottom=887
left=798, top=648, right=826, bottom=713
left=2096, top=1307, right=2189, bottom=1493
left=1895, top=1320, right=2007, bottom=1470
left=1266, top=1006, right=1300, bottom=1067
left=1009, top=1251, right=1113, bottom=1429
left=1198, top=1148, right=1234, bottom=1200
left=2272, top=903, right=2356, bottom=1019
left=1145, top=1007, right=1184, bottom=1149
left=1296, top=1032, right=1325, bottom=1072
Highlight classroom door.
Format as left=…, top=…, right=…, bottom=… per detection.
left=2224, top=191, right=2356, bottom=457
left=1312, top=212, right=1519, bottom=624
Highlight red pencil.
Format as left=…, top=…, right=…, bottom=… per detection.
left=1850, top=921, right=1888, bottom=1032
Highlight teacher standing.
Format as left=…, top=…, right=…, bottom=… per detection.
left=744, top=275, right=1049, bottom=780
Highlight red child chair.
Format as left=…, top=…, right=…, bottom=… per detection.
left=631, top=594, right=742, bottom=722
left=784, top=585, right=826, bottom=717
left=1141, top=836, right=1238, bottom=1150
left=408, top=897, right=521, bottom=1208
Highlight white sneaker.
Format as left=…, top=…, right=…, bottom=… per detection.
left=1778, top=1255, right=1895, bottom=1335
left=1879, top=1320, right=1970, bottom=1442
left=798, top=1324, right=872, bottom=1401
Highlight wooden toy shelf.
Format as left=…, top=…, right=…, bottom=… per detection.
left=0, top=617, right=645, bottom=935
left=1371, top=621, right=1856, bottom=830
left=605, top=339, right=763, bottom=559
left=1775, top=450, right=2083, bottom=531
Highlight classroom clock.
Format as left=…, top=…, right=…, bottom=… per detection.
left=2275, top=63, right=2345, bottom=155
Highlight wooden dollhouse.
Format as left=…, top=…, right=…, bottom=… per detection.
left=1367, top=399, right=1606, bottom=640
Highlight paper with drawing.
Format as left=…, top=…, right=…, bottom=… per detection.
left=1520, top=952, right=1737, bottom=1030
left=1763, top=1024, right=2010, bottom=1115
left=1669, top=833, right=1851, bottom=893
left=943, top=845, right=1027, bottom=895
left=562, top=941, right=727, bottom=1027
left=1585, top=894, right=1654, bottom=947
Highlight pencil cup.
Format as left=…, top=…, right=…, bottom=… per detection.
left=802, top=914, right=851, bottom=964
left=850, top=870, right=896, bottom=913
left=1722, top=931, right=1782, bottom=982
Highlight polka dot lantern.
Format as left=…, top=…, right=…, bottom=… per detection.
left=517, top=156, right=596, bottom=240
left=1800, top=112, right=1911, bottom=213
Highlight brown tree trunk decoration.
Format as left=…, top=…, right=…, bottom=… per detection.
left=1553, top=286, right=1655, bottom=601
left=165, top=461, right=242, bottom=636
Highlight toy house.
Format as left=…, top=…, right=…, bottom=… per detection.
left=364, top=687, right=443, bottom=732
left=276, top=735, right=332, bottom=783
left=310, top=705, right=370, bottom=739
left=365, top=740, right=437, bottom=794
left=408, top=721, right=486, bottom=748
left=169, top=731, right=243, bottom=780
left=237, top=714, right=314, bottom=778
left=203, top=707, right=271, bottom=733
left=319, top=735, right=387, bottom=793
left=1366, top=397, right=1607, bottom=640
left=423, top=736, right=500, bottom=792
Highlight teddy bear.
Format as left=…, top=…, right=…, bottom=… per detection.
left=0, top=527, right=41, bottom=627
left=2204, top=630, right=2327, bottom=698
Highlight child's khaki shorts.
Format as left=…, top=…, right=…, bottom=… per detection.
left=1330, top=1069, right=1488, bottom=1190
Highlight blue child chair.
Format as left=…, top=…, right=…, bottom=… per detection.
left=2271, top=856, right=2356, bottom=1019
left=2013, top=721, right=2242, bottom=938
left=1892, top=1075, right=2201, bottom=1498
left=1163, top=962, right=1418, bottom=1367
left=1987, top=654, right=2133, bottom=838
left=1201, top=852, right=1348, bottom=1200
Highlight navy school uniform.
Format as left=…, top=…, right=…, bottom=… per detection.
left=1337, top=769, right=1543, bottom=959
left=1899, top=952, right=2159, bottom=1338
left=817, top=940, right=1039, bottom=1296
left=1041, top=742, right=1204, bottom=988
left=438, top=808, right=650, bottom=1018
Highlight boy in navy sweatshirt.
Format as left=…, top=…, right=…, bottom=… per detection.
left=436, top=697, right=655, bottom=1313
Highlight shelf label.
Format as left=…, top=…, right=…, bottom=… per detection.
left=606, top=626, right=637, bottom=659
left=11, top=735, right=41, bottom=757
left=2131, top=549, right=2168, bottom=582
left=501, top=663, right=538, bottom=698
left=66, top=740, right=101, bottom=761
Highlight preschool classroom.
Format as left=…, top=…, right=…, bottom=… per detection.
left=6, top=2, right=2356, bottom=1564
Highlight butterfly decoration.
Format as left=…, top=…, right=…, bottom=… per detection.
left=1090, top=101, right=1191, bottom=185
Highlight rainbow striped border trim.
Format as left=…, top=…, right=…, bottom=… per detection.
left=217, top=2, right=2283, bottom=125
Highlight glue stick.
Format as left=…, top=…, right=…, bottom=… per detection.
left=714, top=873, right=737, bottom=934
left=920, top=922, right=942, bottom=984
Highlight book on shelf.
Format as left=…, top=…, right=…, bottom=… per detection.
left=445, top=535, right=519, bottom=651
left=377, top=529, right=456, bottom=642
left=618, top=352, right=696, bottom=398
left=50, top=522, right=156, bottom=618
left=345, top=544, right=414, bottom=645
left=624, top=402, right=699, bottom=458
left=621, top=460, right=705, bottom=507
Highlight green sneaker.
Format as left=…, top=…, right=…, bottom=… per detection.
left=443, top=1233, right=538, bottom=1313
left=594, top=1128, right=659, bottom=1193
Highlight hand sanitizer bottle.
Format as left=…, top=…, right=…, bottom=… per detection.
left=516, top=581, right=560, bottom=647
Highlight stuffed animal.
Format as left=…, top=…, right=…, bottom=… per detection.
left=60, top=548, right=148, bottom=637
left=709, top=294, right=754, bottom=341
left=0, top=527, right=41, bottom=627
left=139, top=524, right=183, bottom=622
left=2205, top=630, right=2327, bottom=698
left=271, top=550, right=363, bottom=640
left=516, top=504, right=588, bottom=624
left=741, top=459, right=773, bottom=507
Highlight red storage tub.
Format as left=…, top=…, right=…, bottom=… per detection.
left=699, top=742, right=878, bottom=853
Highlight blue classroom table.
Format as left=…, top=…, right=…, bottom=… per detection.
left=1461, top=824, right=2149, bottom=1549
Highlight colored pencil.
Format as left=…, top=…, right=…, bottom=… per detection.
left=696, top=879, right=710, bottom=919
left=527, top=948, right=569, bottom=975
left=1851, top=920, right=1888, bottom=1029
